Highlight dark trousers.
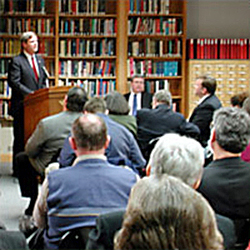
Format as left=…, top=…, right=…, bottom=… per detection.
left=12, top=105, right=25, bottom=177
left=15, top=152, right=38, bottom=201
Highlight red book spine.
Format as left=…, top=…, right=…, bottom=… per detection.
left=196, top=39, right=200, bottom=59
left=72, top=0, right=77, bottom=14
left=214, top=39, right=218, bottom=59
left=210, top=39, right=214, bottom=59
left=189, top=39, right=194, bottom=59
left=200, top=39, right=204, bottom=59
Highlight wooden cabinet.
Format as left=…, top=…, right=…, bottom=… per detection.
left=0, top=0, right=187, bottom=113
left=188, top=60, right=250, bottom=115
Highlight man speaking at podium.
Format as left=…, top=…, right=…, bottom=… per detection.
left=8, top=31, right=48, bottom=177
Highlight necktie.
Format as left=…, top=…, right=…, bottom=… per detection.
left=132, top=94, right=137, bottom=116
left=31, top=56, right=39, bottom=82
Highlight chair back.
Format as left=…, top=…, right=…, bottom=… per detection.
left=59, top=227, right=94, bottom=250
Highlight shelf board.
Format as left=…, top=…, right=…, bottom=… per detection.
left=59, top=56, right=116, bottom=60
left=128, top=34, right=183, bottom=39
left=0, top=96, right=10, bottom=100
left=128, top=56, right=182, bottom=60
left=59, top=34, right=116, bottom=38
left=0, top=34, right=55, bottom=39
left=59, top=76, right=116, bottom=80
left=129, top=13, right=184, bottom=17
left=59, top=13, right=116, bottom=18
left=1, top=13, right=54, bottom=18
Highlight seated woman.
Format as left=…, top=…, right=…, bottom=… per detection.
left=114, top=175, right=223, bottom=250
left=104, top=91, right=137, bottom=137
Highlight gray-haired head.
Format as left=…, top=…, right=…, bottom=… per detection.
left=104, top=91, right=129, bottom=115
left=148, top=133, right=204, bottom=187
left=20, top=31, right=37, bottom=43
left=242, top=97, right=250, bottom=116
left=213, top=107, right=250, bottom=153
left=153, top=89, right=172, bottom=107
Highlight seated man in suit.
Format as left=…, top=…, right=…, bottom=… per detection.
left=198, top=107, right=250, bottom=248
left=59, top=97, right=146, bottom=174
left=189, top=75, right=221, bottom=148
left=33, top=114, right=138, bottom=249
left=87, top=134, right=236, bottom=250
left=136, top=89, right=200, bottom=161
left=16, top=87, right=88, bottom=218
left=124, top=75, right=152, bottom=116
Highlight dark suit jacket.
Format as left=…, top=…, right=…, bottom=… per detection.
left=198, top=157, right=250, bottom=219
left=86, top=210, right=236, bottom=250
left=136, top=104, right=200, bottom=160
left=189, top=94, right=221, bottom=147
left=124, top=92, right=152, bottom=109
left=8, top=52, right=47, bottom=115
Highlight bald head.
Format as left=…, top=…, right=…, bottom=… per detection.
left=71, top=114, right=107, bottom=151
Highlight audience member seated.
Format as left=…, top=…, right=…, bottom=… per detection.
left=230, top=91, right=249, bottom=108
left=33, top=114, right=138, bottom=249
left=16, top=87, right=88, bottom=221
left=239, top=97, right=250, bottom=162
left=124, top=75, right=152, bottom=116
left=59, top=97, right=146, bottom=174
left=87, top=133, right=236, bottom=250
left=0, top=222, right=28, bottom=250
left=104, top=91, right=137, bottom=137
left=189, top=75, right=222, bottom=148
left=114, top=175, right=223, bottom=250
left=136, top=89, right=200, bottom=161
left=198, top=107, right=250, bottom=249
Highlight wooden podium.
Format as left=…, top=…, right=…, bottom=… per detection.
left=24, top=86, right=71, bottom=143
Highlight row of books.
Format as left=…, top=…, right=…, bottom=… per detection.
left=129, top=0, right=170, bottom=14
left=128, top=58, right=179, bottom=77
left=128, top=38, right=181, bottom=57
left=59, top=18, right=116, bottom=35
left=0, top=18, right=55, bottom=35
left=144, top=79, right=169, bottom=93
left=59, top=39, right=115, bottom=57
left=0, top=80, right=11, bottom=98
left=58, top=78, right=116, bottom=97
left=187, top=38, right=250, bottom=59
left=128, top=17, right=182, bottom=35
left=59, top=60, right=115, bottom=77
left=59, top=0, right=113, bottom=14
left=0, top=59, right=9, bottom=76
left=0, top=40, right=54, bottom=57
left=1, top=0, right=47, bottom=13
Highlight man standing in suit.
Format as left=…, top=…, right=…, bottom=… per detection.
left=136, top=89, right=200, bottom=161
left=124, top=75, right=152, bottom=116
left=189, top=75, right=221, bottom=147
left=8, top=31, right=48, bottom=176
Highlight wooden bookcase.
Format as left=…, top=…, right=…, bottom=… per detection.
left=0, top=0, right=187, bottom=114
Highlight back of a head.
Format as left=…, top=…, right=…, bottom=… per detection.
left=114, top=175, right=223, bottom=250
left=153, top=89, right=172, bottom=107
left=230, top=92, right=249, bottom=108
left=71, top=114, right=107, bottom=151
left=213, top=106, right=250, bottom=153
left=243, top=97, right=250, bottom=116
left=104, top=91, right=129, bottom=115
left=66, top=87, right=88, bottom=112
left=148, top=133, right=204, bottom=187
left=199, top=75, right=217, bottom=95
left=84, top=96, right=107, bottom=114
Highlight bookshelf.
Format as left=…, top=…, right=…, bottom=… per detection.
left=0, top=0, right=187, bottom=113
